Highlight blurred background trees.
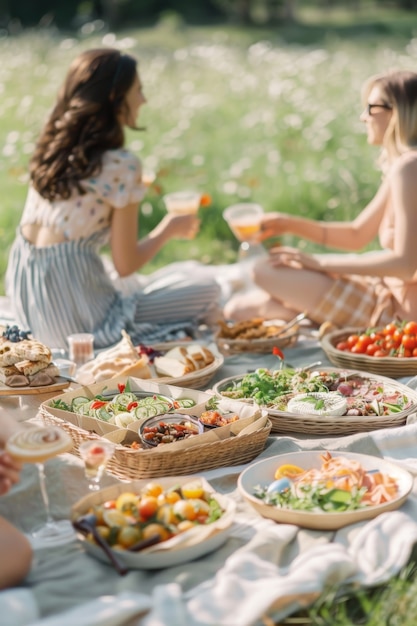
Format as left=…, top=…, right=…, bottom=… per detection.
left=0, top=0, right=416, bottom=31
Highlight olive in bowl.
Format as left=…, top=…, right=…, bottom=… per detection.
left=139, top=413, right=204, bottom=448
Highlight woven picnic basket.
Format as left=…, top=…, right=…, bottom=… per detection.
left=212, top=368, right=417, bottom=437
left=321, top=327, right=417, bottom=379
left=215, top=326, right=299, bottom=355
left=39, top=406, right=272, bottom=480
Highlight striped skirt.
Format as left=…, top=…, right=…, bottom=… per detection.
left=6, top=231, right=221, bottom=349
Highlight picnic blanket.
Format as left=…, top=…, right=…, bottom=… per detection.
left=2, top=336, right=417, bottom=626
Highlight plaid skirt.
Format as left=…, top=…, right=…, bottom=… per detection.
left=308, top=275, right=395, bottom=328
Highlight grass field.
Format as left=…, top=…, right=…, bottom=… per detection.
left=1, top=6, right=417, bottom=296
left=2, top=10, right=417, bottom=620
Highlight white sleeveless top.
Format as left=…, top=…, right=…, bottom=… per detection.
left=20, top=148, right=146, bottom=241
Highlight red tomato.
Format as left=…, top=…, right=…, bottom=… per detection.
left=351, top=343, right=366, bottom=354
left=138, top=496, right=159, bottom=519
left=346, top=334, right=359, bottom=348
left=401, top=334, right=417, bottom=350
left=382, top=322, right=398, bottom=336
left=366, top=343, right=379, bottom=356
left=398, top=348, right=412, bottom=358
left=393, top=329, right=404, bottom=343
left=412, top=347, right=417, bottom=357
left=357, top=334, right=372, bottom=349
left=336, top=341, right=349, bottom=351
left=374, top=349, right=388, bottom=357
left=404, top=321, right=417, bottom=335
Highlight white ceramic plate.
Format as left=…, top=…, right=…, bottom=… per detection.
left=238, top=451, right=413, bottom=530
left=71, top=476, right=236, bottom=569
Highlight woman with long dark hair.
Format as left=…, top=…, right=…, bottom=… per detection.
left=6, top=48, right=220, bottom=349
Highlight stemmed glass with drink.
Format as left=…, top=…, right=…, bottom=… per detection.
left=78, top=440, right=115, bottom=491
left=223, top=203, right=266, bottom=261
left=6, top=425, right=76, bottom=548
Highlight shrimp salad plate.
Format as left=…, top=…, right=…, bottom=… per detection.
left=238, top=450, right=413, bottom=530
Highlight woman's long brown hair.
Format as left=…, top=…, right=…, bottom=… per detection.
left=30, top=48, right=138, bottom=201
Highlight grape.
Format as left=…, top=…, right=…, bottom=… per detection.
left=2, top=325, right=31, bottom=342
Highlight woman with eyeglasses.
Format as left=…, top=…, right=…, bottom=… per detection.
left=224, top=70, right=417, bottom=332
left=5, top=48, right=220, bottom=349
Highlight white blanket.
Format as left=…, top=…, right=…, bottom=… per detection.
left=2, top=339, right=417, bottom=626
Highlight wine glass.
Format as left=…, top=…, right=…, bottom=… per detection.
left=223, top=203, right=265, bottom=261
left=163, top=190, right=202, bottom=215
left=6, top=426, right=76, bottom=548
left=78, top=441, right=115, bottom=491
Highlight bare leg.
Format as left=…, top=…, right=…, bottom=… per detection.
left=253, top=258, right=335, bottom=313
left=223, top=257, right=335, bottom=321
left=223, top=288, right=300, bottom=322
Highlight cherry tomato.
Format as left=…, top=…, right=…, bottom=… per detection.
left=402, top=334, right=417, bottom=351
left=393, top=329, right=404, bottom=343
left=382, top=322, right=398, bottom=336
left=138, top=496, right=158, bottom=519
left=336, top=341, right=349, bottom=351
left=346, top=334, right=359, bottom=348
left=351, top=342, right=366, bottom=354
left=366, top=343, right=379, bottom=356
left=374, top=349, right=388, bottom=357
left=404, top=321, right=417, bottom=335
left=412, top=347, right=417, bottom=357
left=398, top=348, right=412, bottom=358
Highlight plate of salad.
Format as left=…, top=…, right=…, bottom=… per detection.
left=212, top=367, right=417, bottom=435
left=238, top=450, right=413, bottom=530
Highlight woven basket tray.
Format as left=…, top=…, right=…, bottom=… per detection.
left=39, top=375, right=271, bottom=479
left=212, top=368, right=417, bottom=436
left=321, top=327, right=417, bottom=378
left=39, top=407, right=272, bottom=480
left=215, top=326, right=299, bottom=355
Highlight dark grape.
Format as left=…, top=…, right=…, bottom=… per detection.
left=2, top=325, right=31, bottom=342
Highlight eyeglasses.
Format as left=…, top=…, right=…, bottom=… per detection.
left=366, top=103, right=392, bottom=116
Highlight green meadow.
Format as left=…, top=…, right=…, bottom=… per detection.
left=1, top=6, right=417, bottom=295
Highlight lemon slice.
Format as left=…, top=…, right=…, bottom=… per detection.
left=102, top=509, right=130, bottom=528
left=287, top=392, right=347, bottom=416
left=274, top=464, right=304, bottom=479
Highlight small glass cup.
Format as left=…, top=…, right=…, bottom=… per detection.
left=223, top=203, right=264, bottom=243
left=67, top=333, right=94, bottom=367
left=78, top=441, right=115, bottom=491
left=223, top=203, right=265, bottom=261
left=163, top=191, right=202, bottom=215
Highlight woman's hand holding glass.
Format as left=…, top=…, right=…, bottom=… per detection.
left=162, top=212, right=200, bottom=240
left=0, top=452, right=22, bottom=495
left=258, top=212, right=290, bottom=242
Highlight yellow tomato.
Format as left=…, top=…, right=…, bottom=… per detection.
left=181, top=480, right=205, bottom=500
left=142, top=482, right=163, bottom=497
left=117, top=525, right=142, bottom=548
left=173, top=499, right=198, bottom=521
left=115, top=492, right=139, bottom=514
left=274, top=464, right=304, bottom=480
left=156, top=503, right=178, bottom=525
left=177, top=520, right=195, bottom=532
left=142, top=523, right=170, bottom=542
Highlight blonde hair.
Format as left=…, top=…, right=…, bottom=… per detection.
left=362, top=70, right=417, bottom=170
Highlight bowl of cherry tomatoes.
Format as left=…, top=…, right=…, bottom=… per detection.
left=320, top=320, right=417, bottom=378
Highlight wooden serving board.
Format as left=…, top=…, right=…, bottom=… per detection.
left=0, top=377, right=70, bottom=396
